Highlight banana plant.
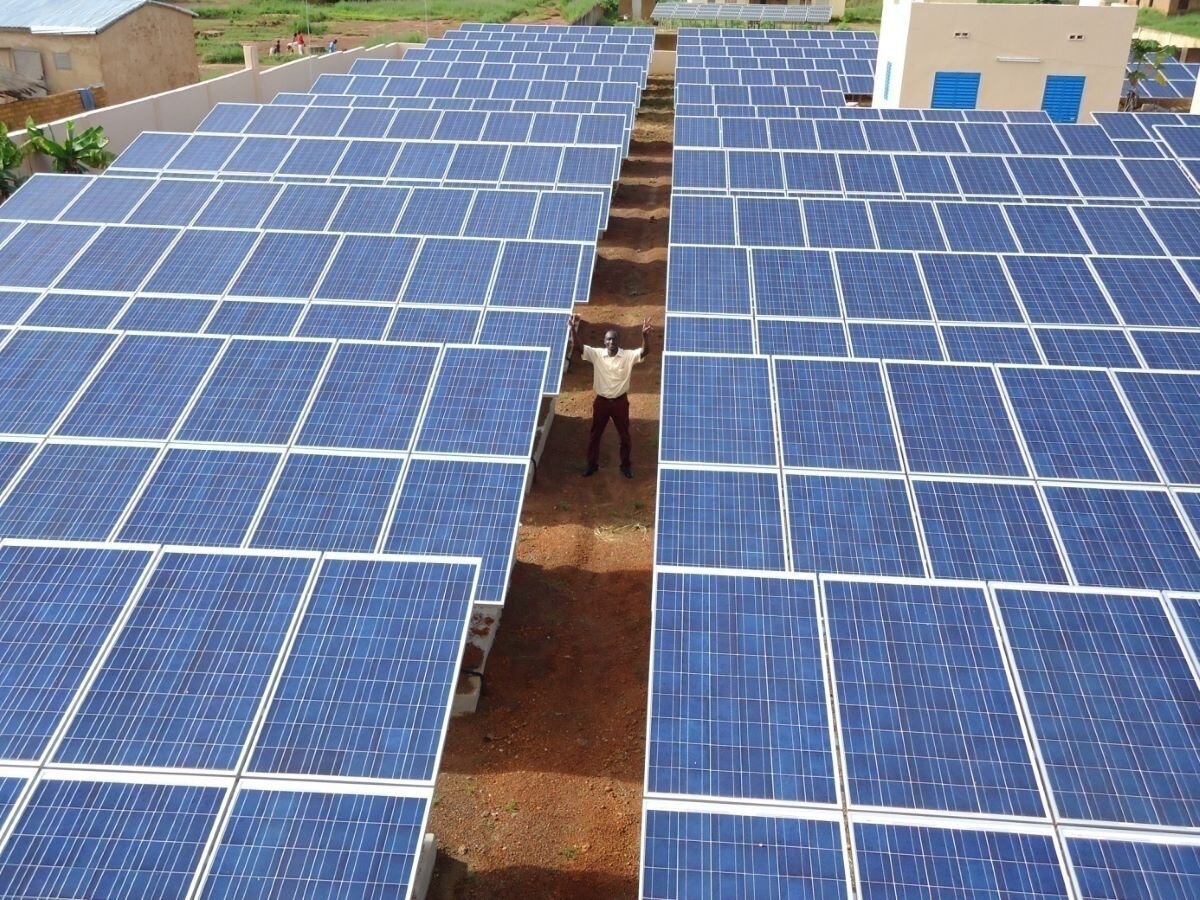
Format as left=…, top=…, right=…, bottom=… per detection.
left=0, top=123, right=24, bottom=200
left=22, top=117, right=114, bottom=174
left=1122, top=38, right=1176, bottom=112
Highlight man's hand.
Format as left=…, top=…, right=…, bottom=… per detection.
left=641, top=317, right=653, bottom=337
left=570, top=313, right=582, bottom=333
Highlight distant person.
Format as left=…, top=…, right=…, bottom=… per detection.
left=327, top=38, right=338, bottom=53
left=269, top=39, right=281, bottom=57
left=571, top=315, right=653, bottom=478
left=298, top=32, right=306, bottom=54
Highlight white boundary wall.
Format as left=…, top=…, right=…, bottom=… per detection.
left=13, top=43, right=421, bottom=169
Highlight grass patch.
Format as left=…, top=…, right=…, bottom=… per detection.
left=365, top=31, right=427, bottom=45
left=195, top=0, right=558, bottom=53
left=838, top=0, right=881, bottom=25
left=1138, top=8, right=1200, bottom=40
left=559, top=0, right=599, bottom=22
left=198, top=40, right=250, bottom=64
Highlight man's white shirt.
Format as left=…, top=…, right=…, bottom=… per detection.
left=582, top=345, right=645, bottom=398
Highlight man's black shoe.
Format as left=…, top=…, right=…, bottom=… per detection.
left=583, top=465, right=598, bottom=477
left=621, top=466, right=633, bottom=479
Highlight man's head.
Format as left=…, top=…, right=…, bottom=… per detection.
left=603, top=329, right=620, bottom=356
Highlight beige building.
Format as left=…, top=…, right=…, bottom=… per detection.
left=1123, top=0, right=1191, bottom=16
left=874, top=0, right=1136, bottom=123
left=0, top=0, right=198, bottom=105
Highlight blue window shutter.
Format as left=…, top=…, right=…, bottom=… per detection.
left=1042, top=74, right=1086, bottom=123
left=931, top=71, right=981, bottom=109
left=884, top=62, right=893, bottom=100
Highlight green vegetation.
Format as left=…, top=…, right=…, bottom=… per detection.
left=0, top=125, right=24, bottom=201
left=364, top=31, right=427, bottom=45
left=838, top=0, right=881, bottom=26
left=193, top=0, right=555, bottom=25
left=1138, top=7, right=1200, bottom=39
left=22, top=118, right=114, bottom=174
left=1123, top=37, right=1177, bottom=110
left=559, top=0, right=599, bottom=22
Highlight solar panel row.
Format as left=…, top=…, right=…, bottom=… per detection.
left=674, top=148, right=1200, bottom=199
left=0, top=22, right=649, bottom=896
left=646, top=26, right=1200, bottom=896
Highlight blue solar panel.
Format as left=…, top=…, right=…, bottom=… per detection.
left=803, top=199, right=873, bottom=249
left=490, top=242, right=581, bottom=308
left=854, top=823, right=1068, bottom=898
left=56, top=225, right=176, bottom=292
left=0, top=544, right=151, bottom=760
left=0, top=291, right=36, bottom=324
left=787, top=474, right=924, bottom=577
left=250, top=557, right=474, bottom=779
left=388, top=305, right=481, bottom=343
left=1142, top=207, right=1200, bottom=257
left=668, top=246, right=751, bottom=314
left=0, top=443, right=156, bottom=541
left=143, top=229, right=258, bottom=296
left=648, top=571, right=833, bottom=802
left=330, top=185, right=408, bottom=233
left=951, top=156, right=1019, bottom=197
left=662, top=355, right=775, bottom=466
left=1068, top=836, right=1200, bottom=899
left=869, top=201, right=944, bottom=252
left=202, top=790, right=428, bottom=898
left=206, top=300, right=302, bottom=337
left=935, top=203, right=1017, bottom=253
left=402, top=238, right=500, bottom=304
left=22, top=292, right=123, bottom=329
left=656, top=468, right=786, bottom=570
left=889, top=363, right=1026, bottom=476
left=0, top=779, right=224, bottom=899
left=737, top=197, right=804, bottom=247
left=60, top=177, right=153, bottom=224
left=230, top=232, right=339, bottom=299
left=774, top=358, right=899, bottom=470
left=1036, top=327, right=1140, bottom=369
left=385, top=459, right=526, bottom=602
left=757, top=319, right=848, bottom=356
left=298, top=343, right=437, bottom=451
left=194, top=181, right=280, bottom=229
left=1004, top=255, right=1116, bottom=325
left=58, top=335, right=221, bottom=440
left=464, top=189, right=538, bottom=240
left=665, top=316, right=754, bottom=354
left=55, top=552, right=311, bottom=769
left=179, top=339, right=330, bottom=445
left=0, top=175, right=89, bottom=220
left=1117, top=372, right=1200, bottom=484
left=415, top=346, right=546, bottom=456
left=1045, top=487, right=1200, bottom=590
left=127, top=179, right=216, bottom=227
left=750, top=249, right=838, bottom=317
left=297, top=303, right=390, bottom=340
left=1095, top=257, right=1200, bottom=327
left=837, top=252, right=931, bottom=320
left=828, top=580, right=1044, bottom=816
left=251, top=453, right=402, bottom=552
left=642, top=810, right=847, bottom=900
left=915, top=479, right=1068, bottom=583
left=1003, top=368, right=1157, bottom=482
left=115, top=296, right=214, bottom=333
left=316, top=235, right=419, bottom=302
left=1073, top=206, right=1160, bottom=257
left=849, top=323, right=942, bottom=361
left=119, top=448, right=276, bottom=545
left=997, top=587, right=1200, bottom=825
left=783, top=153, right=840, bottom=192
left=477, top=310, right=569, bottom=392
left=262, top=184, right=344, bottom=231
left=1132, top=328, right=1200, bottom=370
left=0, top=223, right=97, bottom=287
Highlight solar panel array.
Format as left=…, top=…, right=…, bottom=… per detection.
left=675, top=27, right=877, bottom=97
left=645, top=27, right=1200, bottom=898
left=652, top=2, right=834, bottom=24
left=0, top=23, right=650, bottom=898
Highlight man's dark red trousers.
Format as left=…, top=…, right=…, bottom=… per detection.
left=587, top=394, right=631, bottom=469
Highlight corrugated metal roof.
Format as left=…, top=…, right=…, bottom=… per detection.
left=0, top=0, right=194, bottom=35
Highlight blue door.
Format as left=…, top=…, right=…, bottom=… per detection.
left=931, top=71, right=981, bottom=109
left=1042, top=74, right=1086, bottom=123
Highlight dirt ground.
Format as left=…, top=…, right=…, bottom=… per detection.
left=427, top=78, right=673, bottom=899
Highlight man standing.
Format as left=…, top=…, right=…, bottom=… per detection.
left=571, top=315, right=653, bottom=478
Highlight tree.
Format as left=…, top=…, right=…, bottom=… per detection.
left=22, top=117, right=114, bottom=174
left=0, top=123, right=25, bottom=201
left=1122, top=38, right=1176, bottom=112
